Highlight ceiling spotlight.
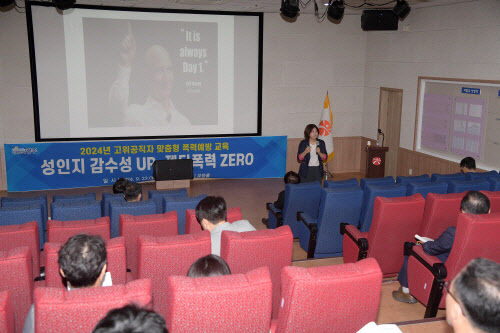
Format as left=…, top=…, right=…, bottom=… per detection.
left=393, top=0, right=411, bottom=19
left=280, top=0, right=300, bottom=19
left=0, top=0, right=15, bottom=7
left=327, top=0, right=345, bottom=21
left=53, top=0, right=76, bottom=10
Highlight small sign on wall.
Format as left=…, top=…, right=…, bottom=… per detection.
left=461, top=87, right=481, bottom=95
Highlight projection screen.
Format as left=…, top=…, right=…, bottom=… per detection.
left=27, top=2, right=262, bottom=141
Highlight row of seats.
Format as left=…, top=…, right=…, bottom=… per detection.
left=0, top=223, right=294, bottom=331
left=0, top=256, right=382, bottom=333
left=0, top=189, right=207, bottom=247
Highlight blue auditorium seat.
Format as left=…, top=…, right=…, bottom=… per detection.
left=359, top=184, right=407, bottom=232
left=447, top=179, right=491, bottom=193
left=148, top=188, right=189, bottom=214
left=297, top=186, right=363, bottom=258
left=164, top=194, right=207, bottom=235
left=51, top=200, right=102, bottom=221
left=266, top=182, right=322, bottom=238
left=396, top=174, right=431, bottom=186
left=431, top=172, right=465, bottom=183
left=323, top=178, right=358, bottom=189
left=0, top=204, right=45, bottom=248
left=109, top=200, right=157, bottom=238
left=53, top=192, right=96, bottom=202
left=360, top=176, right=395, bottom=190
left=488, top=178, right=500, bottom=191
left=1, top=195, right=48, bottom=232
left=406, top=181, right=448, bottom=198
left=101, top=193, right=126, bottom=217
left=464, top=170, right=499, bottom=181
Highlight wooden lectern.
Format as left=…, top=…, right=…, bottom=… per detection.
left=365, top=146, right=389, bottom=178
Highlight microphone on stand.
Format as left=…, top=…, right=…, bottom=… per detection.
left=378, top=129, right=385, bottom=147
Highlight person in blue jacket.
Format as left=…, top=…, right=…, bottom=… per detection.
left=297, top=124, right=327, bottom=183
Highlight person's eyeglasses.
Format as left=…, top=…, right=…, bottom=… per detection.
left=444, top=281, right=465, bottom=315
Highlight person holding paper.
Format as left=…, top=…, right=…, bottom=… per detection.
left=392, top=191, right=490, bottom=304
left=297, top=124, right=328, bottom=183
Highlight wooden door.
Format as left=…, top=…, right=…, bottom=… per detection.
left=378, top=88, right=403, bottom=178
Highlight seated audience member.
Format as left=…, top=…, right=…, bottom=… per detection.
left=93, top=304, right=168, bottom=333
left=124, top=182, right=142, bottom=202
left=196, top=196, right=256, bottom=256
left=24, top=234, right=109, bottom=333
left=262, top=171, right=301, bottom=226
left=112, top=177, right=129, bottom=194
left=393, top=191, right=490, bottom=304
left=460, top=157, right=477, bottom=174
left=187, top=254, right=231, bottom=278
left=446, top=258, right=500, bottom=333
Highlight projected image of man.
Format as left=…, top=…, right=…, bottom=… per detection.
left=109, top=25, right=191, bottom=128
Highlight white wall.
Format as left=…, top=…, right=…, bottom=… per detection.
left=363, top=0, right=500, bottom=149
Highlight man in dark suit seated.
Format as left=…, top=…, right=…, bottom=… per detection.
left=460, top=157, right=477, bottom=174
left=393, top=191, right=490, bottom=304
left=261, top=171, right=300, bottom=226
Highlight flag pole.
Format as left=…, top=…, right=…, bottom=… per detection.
left=324, top=91, right=333, bottom=180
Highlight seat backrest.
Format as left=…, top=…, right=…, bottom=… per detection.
left=406, top=181, right=448, bottom=199
left=1, top=195, right=48, bottom=229
left=315, top=187, right=364, bottom=257
left=138, top=232, right=211, bottom=318
left=109, top=200, right=157, bottom=238
left=164, top=194, right=207, bottom=235
left=282, top=182, right=322, bottom=236
left=44, top=237, right=127, bottom=288
left=431, top=172, right=465, bottom=182
left=396, top=174, right=431, bottom=186
left=51, top=200, right=102, bottom=221
left=359, top=184, right=408, bottom=232
left=464, top=170, right=499, bottom=181
left=445, top=212, right=500, bottom=283
left=47, top=217, right=110, bottom=244
left=148, top=188, right=189, bottom=214
left=367, top=194, right=425, bottom=276
left=447, top=179, right=491, bottom=193
left=165, top=266, right=272, bottom=333
left=359, top=176, right=395, bottom=190
left=52, top=192, right=96, bottom=202
left=0, top=290, right=14, bottom=333
left=0, top=247, right=33, bottom=333
left=185, top=207, right=243, bottom=234
left=418, top=192, right=465, bottom=239
left=487, top=178, right=500, bottom=191
left=0, top=221, right=39, bottom=277
left=275, top=258, right=382, bottom=333
left=481, top=191, right=500, bottom=214
left=101, top=192, right=126, bottom=216
left=0, top=204, right=44, bottom=249
left=120, top=211, right=178, bottom=279
left=220, top=226, right=293, bottom=318
left=323, top=177, right=358, bottom=189
left=34, top=279, right=152, bottom=333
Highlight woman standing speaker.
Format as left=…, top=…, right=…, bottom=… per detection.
left=297, top=124, right=327, bottom=183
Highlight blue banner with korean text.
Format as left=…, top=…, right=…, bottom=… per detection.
left=5, top=136, right=287, bottom=191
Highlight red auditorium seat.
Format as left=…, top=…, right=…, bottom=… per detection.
left=481, top=190, right=500, bottom=214
left=407, top=212, right=500, bottom=318
left=418, top=192, right=464, bottom=239
left=220, top=225, right=293, bottom=318
left=0, top=221, right=39, bottom=278
left=138, top=231, right=211, bottom=318
left=47, top=217, right=111, bottom=244
left=0, top=290, right=15, bottom=333
left=185, top=207, right=243, bottom=234
left=43, top=237, right=127, bottom=288
left=34, top=279, right=152, bottom=333
left=341, top=194, right=425, bottom=277
left=120, top=211, right=178, bottom=279
left=0, top=247, right=33, bottom=333
left=165, top=266, right=272, bottom=333
left=272, top=258, right=382, bottom=333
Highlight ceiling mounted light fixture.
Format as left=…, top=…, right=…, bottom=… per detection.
left=0, top=0, right=15, bottom=7
left=280, top=0, right=300, bottom=19
left=393, top=0, right=411, bottom=19
left=327, top=0, right=345, bottom=21
left=53, top=0, right=76, bottom=10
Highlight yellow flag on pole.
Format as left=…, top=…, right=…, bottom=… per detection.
left=318, top=92, right=334, bottom=163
